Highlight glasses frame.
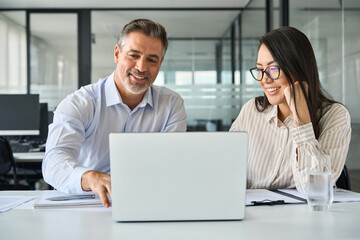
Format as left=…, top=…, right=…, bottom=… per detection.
left=249, top=65, right=281, bottom=81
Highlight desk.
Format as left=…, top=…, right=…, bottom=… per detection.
left=13, top=152, right=45, bottom=163
left=1, top=191, right=360, bottom=240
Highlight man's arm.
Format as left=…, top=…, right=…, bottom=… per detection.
left=42, top=91, right=93, bottom=192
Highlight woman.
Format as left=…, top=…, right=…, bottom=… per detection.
left=230, top=26, right=351, bottom=193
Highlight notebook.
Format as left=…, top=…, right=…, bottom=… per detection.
left=109, top=132, right=248, bottom=222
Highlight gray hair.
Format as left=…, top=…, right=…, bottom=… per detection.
left=117, top=19, right=168, bottom=59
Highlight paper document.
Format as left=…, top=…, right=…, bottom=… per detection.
left=332, top=188, right=360, bottom=202
left=277, top=188, right=360, bottom=203
left=246, top=189, right=304, bottom=206
left=33, top=190, right=104, bottom=209
left=0, top=196, right=36, bottom=213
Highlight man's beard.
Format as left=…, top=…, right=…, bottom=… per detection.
left=122, top=70, right=152, bottom=95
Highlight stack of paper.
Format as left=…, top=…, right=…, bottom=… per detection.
left=278, top=188, right=360, bottom=203
left=0, top=196, right=36, bottom=213
left=33, top=190, right=103, bottom=209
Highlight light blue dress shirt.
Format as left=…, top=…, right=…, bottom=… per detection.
left=42, top=72, right=187, bottom=193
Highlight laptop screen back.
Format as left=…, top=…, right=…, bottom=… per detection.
left=110, top=132, right=247, bottom=222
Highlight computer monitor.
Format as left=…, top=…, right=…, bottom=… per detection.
left=0, top=94, right=40, bottom=136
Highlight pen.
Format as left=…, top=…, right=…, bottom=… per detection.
left=46, top=194, right=95, bottom=201
left=251, top=200, right=286, bottom=206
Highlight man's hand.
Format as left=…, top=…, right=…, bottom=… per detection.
left=284, top=81, right=311, bottom=127
left=81, top=170, right=112, bottom=208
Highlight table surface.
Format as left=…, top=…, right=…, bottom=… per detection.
left=1, top=191, right=360, bottom=240
left=13, top=152, right=45, bottom=162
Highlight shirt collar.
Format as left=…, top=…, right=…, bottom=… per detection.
left=105, top=71, right=154, bottom=109
left=139, top=86, right=154, bottom=109
left=266, top=104, right=294, bottom=127
left=266, top=104, right=279, bottom=124
left=105, top=72, right=122, bottom=107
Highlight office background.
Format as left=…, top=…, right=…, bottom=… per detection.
left=0, top=1, right=359, bottom=185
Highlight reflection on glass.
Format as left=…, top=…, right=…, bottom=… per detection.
left=0, top=11, right=26, bottom=94
left=91, top=10, right=242, bottom=131
left=30, top=13, right=78, bottom=110
left=241, top=3, right=266, bottom=106
left=221, top=31, right=232, bottom=84
left=344, top=0, right=360, bottom=123
left=194, top=71, right=216, bottom=85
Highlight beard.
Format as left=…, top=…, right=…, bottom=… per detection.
left=121, top=69, right=153, bottom=95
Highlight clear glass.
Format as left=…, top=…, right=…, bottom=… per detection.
left=344, top=0, right=360, bottom=171
left=0, top=11, right=27, bottom=94
left=91, top=10, right=241, bottom=131
left=221, top=29, right=232, bottom=84
left=307, top=155, right=334, bottom=211
left=289, top=0, right=360, bottom=180
left=30, top=13, right=78, bottom=111
left=240, top=0, right=266, bottom=106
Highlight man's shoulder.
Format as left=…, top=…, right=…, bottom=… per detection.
left=68, top=78, right=107, bottom=102
left=57, top=80, right=104, bottom=113
left=151, top=85, right=183, bottom=100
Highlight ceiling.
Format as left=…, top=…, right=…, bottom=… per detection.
left=0, top=0, right=250, bottom=9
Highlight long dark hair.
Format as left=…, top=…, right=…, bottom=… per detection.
left=254, top=26, right=337, bottom=139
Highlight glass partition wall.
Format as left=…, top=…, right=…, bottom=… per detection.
left=0, top=3, right=359, bottom=137
left=288, top=0, right=360, bottom=170
left=29, top=13, right=78, bottom=111
left=91, top=9, right=270, bottom=131
left=91, top=10, right=252, bottom=131
left=0, top=11, right=27, bottom=94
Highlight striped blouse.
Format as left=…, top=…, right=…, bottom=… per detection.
left=229, top=98, right=351, bottom=193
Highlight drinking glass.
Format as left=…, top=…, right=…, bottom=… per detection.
left=307, top=155, right=333, bottom=211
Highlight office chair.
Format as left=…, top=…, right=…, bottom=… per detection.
left=0, top=136, right=29, bottom=190
left=335, top=165, right=351, bottom=190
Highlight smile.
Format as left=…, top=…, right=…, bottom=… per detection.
left=267, top=87, right=280, bottom=92
left=130, top=74, right=146, bottom=80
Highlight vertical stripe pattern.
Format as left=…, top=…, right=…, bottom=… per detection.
left=230, top=98, right=351, bottom=193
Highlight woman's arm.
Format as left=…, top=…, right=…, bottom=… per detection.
left=290, top=104, right=351, bottom=193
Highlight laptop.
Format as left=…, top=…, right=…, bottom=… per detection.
left=109, top=132, right=248, bottom=222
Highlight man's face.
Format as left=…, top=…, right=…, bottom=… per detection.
left=114, top=32, right=163, bottom=97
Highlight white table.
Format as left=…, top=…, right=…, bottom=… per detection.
left=1, top=191, right=360, bottom=240
left=13, top=152, right=45, bottom=163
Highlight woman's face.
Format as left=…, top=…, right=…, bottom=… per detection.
left=257, top=44, right=290, bottom=107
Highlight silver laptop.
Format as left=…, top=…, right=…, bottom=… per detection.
left=109, top=132, right=248, bottom=222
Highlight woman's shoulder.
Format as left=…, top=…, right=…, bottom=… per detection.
left=320, top=102, right=351, bottom=129
left=242, top=98, right=257, bottom=110
left=241, top=97, right=274, bottom=114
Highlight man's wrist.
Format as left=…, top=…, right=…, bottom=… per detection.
left=81, top=170, right=93, bottom=191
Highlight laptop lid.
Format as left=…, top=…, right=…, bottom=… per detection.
left=109, top=132, right=248, bottom=222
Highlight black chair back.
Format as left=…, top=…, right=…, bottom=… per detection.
left=0, top=137, right=15, bottom=176
left=336, top=165, right=351, bottom=190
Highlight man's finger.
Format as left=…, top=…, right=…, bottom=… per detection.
left=98, top=188, right=110, bottom=208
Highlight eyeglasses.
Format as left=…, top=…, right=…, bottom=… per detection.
left=249, top=66, right=280, bottom=81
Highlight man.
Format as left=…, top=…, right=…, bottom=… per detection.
left=42, top=19, right=187, bottom=207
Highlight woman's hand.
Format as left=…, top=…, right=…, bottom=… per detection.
left=284, top=81, right=311, bottom=127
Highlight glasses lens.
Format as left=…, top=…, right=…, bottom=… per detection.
left=267, top=66, right=280, bottom=79
left=250, top=68, right=262, bottom=81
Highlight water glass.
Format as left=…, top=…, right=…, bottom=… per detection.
left=307, top=155, right=333, bottom=211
